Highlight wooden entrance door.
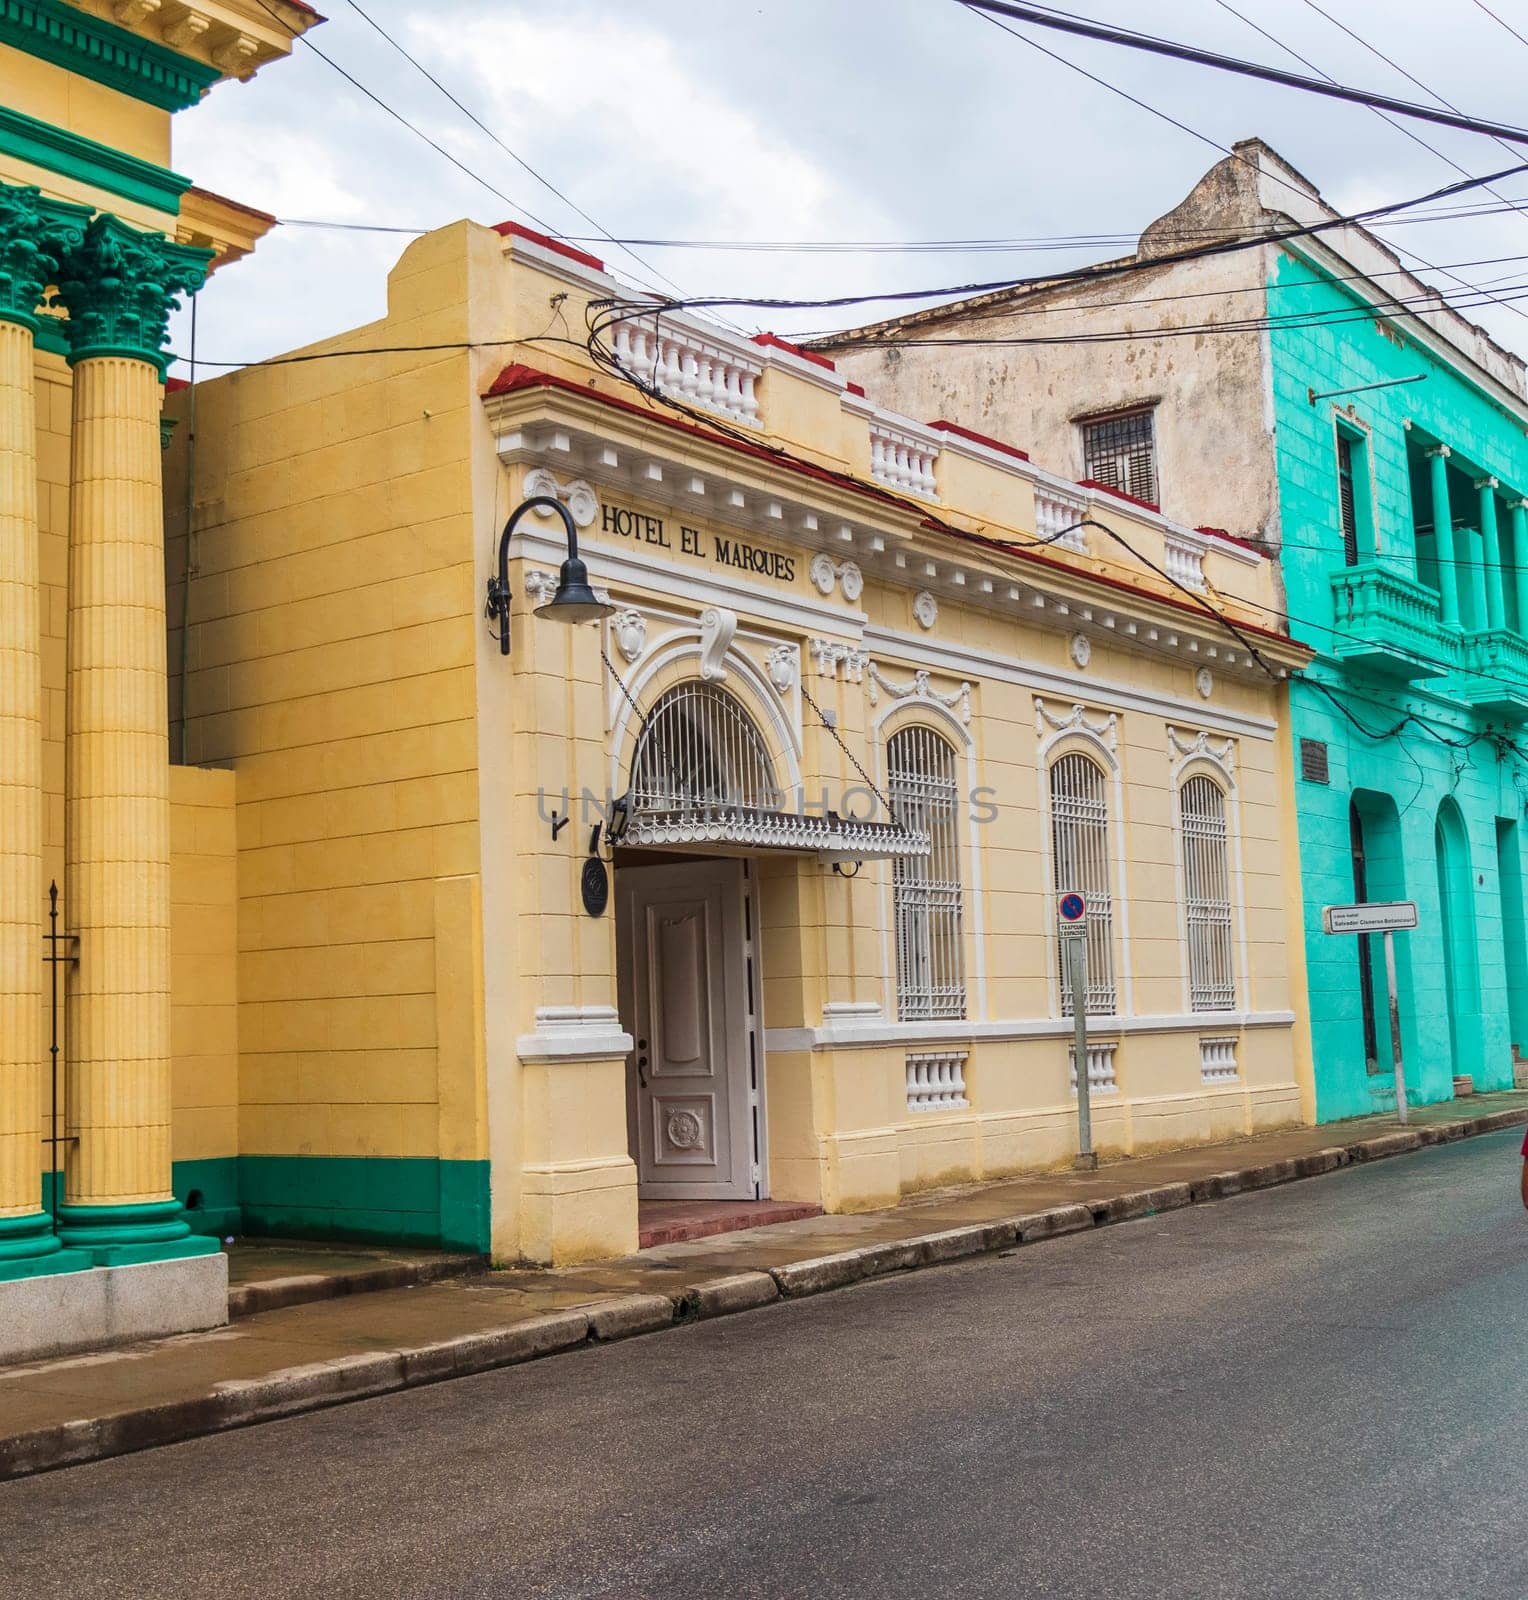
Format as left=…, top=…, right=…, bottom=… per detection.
left=617, top=859, right=755, bottom=1199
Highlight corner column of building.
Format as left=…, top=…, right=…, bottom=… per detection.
left=51, top=216, right=215, bottom=1267
left=1513, top=500, right=1528, bottom=633
left=0, top=184, right=92, bottom=1282
left=1427, top=446, right=1460, bottom=628
left=1477, top=478, right=1505, bottom=632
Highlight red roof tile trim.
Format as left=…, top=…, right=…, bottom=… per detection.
left=752, top=333, right=836, bottom=371
left=482, top=363, right=1297, bottom=648
left=846, top=381, right=865, bottom=397
left=1195, top=524, right=1264, bottom=555
left=929, top=419, right=1029, bottom=462
left=492, top=221, right=604, bottom=273
left=1079, top=478, right=1160, bottom=514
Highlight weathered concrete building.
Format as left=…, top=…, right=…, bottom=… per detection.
left=821, top=140, right=1528, bottom=1122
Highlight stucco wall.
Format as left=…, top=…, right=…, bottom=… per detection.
left=824, top=249, right=1281, bottom=550
left=160, top=224, right=492, bottom=1249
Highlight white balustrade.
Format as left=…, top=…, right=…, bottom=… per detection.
left=870, top=421, right=940, bottom=500
left=1036, top=487, right=1088, bottom=553
left=612, top=317, right=762, bottom=427
left=906, top=1050, right=969, bottom=1111
left=1069, top=1040, right=1119, bottom=1095
left=1164, top=530, right=1207, bottom=591
left=1199, top=1036, right=1239, bottom=1084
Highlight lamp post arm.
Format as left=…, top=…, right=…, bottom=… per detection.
left=486, top=495, right=579, bottom=657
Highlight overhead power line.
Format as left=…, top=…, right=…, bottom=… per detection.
left=1207, top=0, right=1528, bottom=327
left=246, top=0, right=559, bottom=234
left=339, top=0, right=686, bottom=301
left=954, top=1, right=1528, bottom=146
left=967, top=0, right=1528, bottom=338
left=583, top=158, right=1528, bottom=321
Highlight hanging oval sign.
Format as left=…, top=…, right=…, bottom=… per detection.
left=581, top=857, right=610, bottom=918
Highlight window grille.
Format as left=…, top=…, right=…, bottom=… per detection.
left=1180, top=775, right=1236, bottom=1012
left=905, top=1050, right=969, bottom=1111
left=1050, top=752, right=1116, bottom=1015
left=1337, top=432, right=1360, bottom=567
left=889, top=725, right=965, bottom=1021
left=1080, top=408, right=1157, bottom=505
left=631, top=682, right=779, bottom=814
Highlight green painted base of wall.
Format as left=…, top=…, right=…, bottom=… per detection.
left=163, top=1156, right=490, bottom=1254
left=43, top=1158, right=490, bottom=1255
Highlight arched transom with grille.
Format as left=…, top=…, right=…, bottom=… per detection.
left=1050, top=751, right=1116, bottom=1016
left=630, top=682, right=781, bottom=813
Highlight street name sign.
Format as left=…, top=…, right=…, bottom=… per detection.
left=1322, top=901, right=1418, bottom=935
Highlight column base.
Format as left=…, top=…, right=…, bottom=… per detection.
left=0, top=1250, right=228, bottom=1364
left=56, top=1197, right=219, bottom=1267
left=0, top=1210, right=88, bottom=1282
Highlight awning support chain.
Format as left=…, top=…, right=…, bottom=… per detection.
left=798, top=680, right=898, bottom=823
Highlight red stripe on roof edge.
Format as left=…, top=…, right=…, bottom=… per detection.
left=1078, top=478, right=1160, bottom=514
left=929, top=419, right=1029, bottom=462
left=492, top=221, right=604, bottom=273
left=752, top=333, right=836, bottom=371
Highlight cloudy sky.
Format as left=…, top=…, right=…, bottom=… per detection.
left=165, top=0, right=1528, bottom=373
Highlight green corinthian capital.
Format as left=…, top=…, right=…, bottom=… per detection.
left=0, top=180, right=90, bottom=334
left=51, top=212, right=212, bottom=371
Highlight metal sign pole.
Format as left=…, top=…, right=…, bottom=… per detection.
left=1383, top=928, right=1409, bottom=1125
left=1068, top=932, right=1096, bottom=1170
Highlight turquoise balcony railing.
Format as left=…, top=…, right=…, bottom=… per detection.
left=1460, top=628, right=1528, bottom=720
left=1328, top=563, right=1459, bottom=682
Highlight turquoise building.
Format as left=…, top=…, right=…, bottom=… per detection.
left=1269, top=250, right=1528, bottom=1119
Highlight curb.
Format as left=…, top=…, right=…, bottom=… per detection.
left=226, top=1253, right=487, bottom=1319
left=4, top=1106, right=1523, bottom=1483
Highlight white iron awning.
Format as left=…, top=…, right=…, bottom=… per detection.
left=619, top=805, right=929, bottom=861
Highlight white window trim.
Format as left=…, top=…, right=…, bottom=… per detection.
left=1037, top=718, right=1133, bottom=1019
left=873, top=694, right=987, bottom=1024
left=1168, top=737, right=1250, bottom=1019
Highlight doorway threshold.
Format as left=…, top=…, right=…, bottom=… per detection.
left=638, top=1199, right=824, bottom=1250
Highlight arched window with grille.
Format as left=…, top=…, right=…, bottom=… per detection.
left=888, top=725, right=965, bottom=1021
left=630, top=681, right=779, bottom=814
left=1050, top=751, right=1116, bottom=1015
left=1180, top=774, right=1236, bottom=1012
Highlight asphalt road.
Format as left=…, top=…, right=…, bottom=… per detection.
left=6, top=1129, right=1528, bottom=1600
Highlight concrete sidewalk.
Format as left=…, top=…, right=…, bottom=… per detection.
left=4, top=1092, right=1526, bottom=1482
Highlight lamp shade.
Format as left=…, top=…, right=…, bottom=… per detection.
left=534, top=555, right=615, bottom=624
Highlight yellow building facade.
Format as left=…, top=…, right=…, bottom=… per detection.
left=0, top=0, right=311, bottom=1356
left=163, top=221, right=1316, bottom=1270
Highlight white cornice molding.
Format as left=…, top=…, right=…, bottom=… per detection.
left=866, top=624, right=1277, bottom=739
left=764, top=1008, right=1296, bottom=1054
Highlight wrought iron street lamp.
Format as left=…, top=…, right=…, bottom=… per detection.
left=485, top=495, right=614, bottom=654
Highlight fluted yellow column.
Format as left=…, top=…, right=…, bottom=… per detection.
left=52, top=215, right=213, bottom=1265
left=0, top=185, right=90, bottom=1281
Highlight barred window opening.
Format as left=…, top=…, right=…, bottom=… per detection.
left=1181, top=774, right=1236, bottom=1012
left=1080, top=408, right=1157, bottom=505
left=889, top=726, right=965, bottom=1021
left=1050, top=752, right=1116, bottom=1015
left=631, top=682, right=779, bottom=814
